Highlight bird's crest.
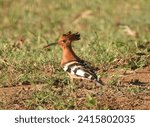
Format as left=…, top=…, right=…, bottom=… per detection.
left=63, top=31, right=80, bottom=42
left=57, top=31, right=80, bottom=45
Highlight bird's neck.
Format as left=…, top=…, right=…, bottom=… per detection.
left=61, top=46, right=80, bottom=65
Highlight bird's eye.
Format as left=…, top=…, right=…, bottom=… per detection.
left=62, top=40, right=66, bottom=43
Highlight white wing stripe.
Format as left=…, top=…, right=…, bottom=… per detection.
left=76, top=69, right=85, bottom=77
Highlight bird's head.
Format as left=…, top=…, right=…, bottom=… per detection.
left=57, top=31, right=80, bottom=48
left=43, top=31, right=80, bottom=49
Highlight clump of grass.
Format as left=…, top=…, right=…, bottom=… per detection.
left=108, top=75, right=120, bottom=86
left=85, top=94, right=97, bottom=109
left=127, top=86, right=147, bottom=95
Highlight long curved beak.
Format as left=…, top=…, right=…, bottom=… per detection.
left=43, top=43, right=57, bottom=48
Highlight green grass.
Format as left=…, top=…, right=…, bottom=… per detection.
left=0, top=0, right=150, bottom=109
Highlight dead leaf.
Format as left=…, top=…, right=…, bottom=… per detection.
left=11, top=36, right=26, bottom=50
left=73, top=10, right=92, bottom=24
left=120, top=25, right=139, bottom=37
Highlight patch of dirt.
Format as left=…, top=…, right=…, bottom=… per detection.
left=98, top=65, right=150, bottom=110
left=0, top=84, right=46, bottom=109
left=0, top=66, right=150, bottom=110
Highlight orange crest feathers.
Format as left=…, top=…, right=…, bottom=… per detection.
left=62, top=31, right=80, bottom=42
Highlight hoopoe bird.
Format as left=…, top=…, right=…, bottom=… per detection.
left=46, top=31, right=103, bottom=85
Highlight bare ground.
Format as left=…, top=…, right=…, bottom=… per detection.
left=0, top=65, right=150, bottom=110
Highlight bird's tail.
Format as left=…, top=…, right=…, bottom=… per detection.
left=94, top=75, right=104, bottom=86
left=94, top=79, right=104, bottom=86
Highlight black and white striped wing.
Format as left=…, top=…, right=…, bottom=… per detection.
left=62, top=61, right=98, bottom=81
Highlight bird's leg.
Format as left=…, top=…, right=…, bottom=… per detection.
left=69, top=75, right=76, bottom=92
left=78, top=79, right=84, bottom=88
left=70, top=76, right=74, bottom=84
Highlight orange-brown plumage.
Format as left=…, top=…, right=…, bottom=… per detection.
left=57, top=31, right=81, bottom=66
